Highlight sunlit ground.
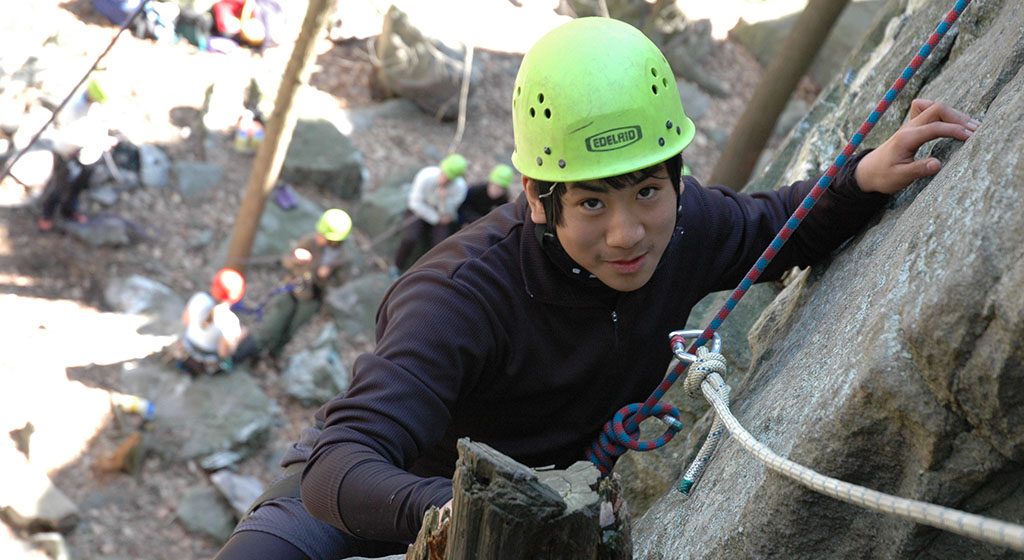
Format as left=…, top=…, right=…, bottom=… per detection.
left=0, top=294, right=174, bottom=474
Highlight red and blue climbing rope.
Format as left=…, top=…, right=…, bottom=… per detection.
left=587, top=0, right=972, bottom=476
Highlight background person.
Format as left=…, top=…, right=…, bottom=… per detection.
left=390, top=153, right=468, bottom=278
left=457, top=163, right=514, bottom=227
left=37, top=78, right=116, bottom=232
left=233, top=208, right=353, bottom=363
left=178, top=268, right=246, bottom=375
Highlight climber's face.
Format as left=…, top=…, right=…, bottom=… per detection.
left=525, top=166, right=677, bottom=292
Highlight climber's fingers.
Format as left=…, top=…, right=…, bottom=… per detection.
left=855, top=100, right=979, bottom=194
left=907, top=98, right=978, bottom=130
left=896, top=120, right=974, bottom=153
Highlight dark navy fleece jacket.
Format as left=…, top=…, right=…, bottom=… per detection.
left=295, top=159, right=887, bottom=543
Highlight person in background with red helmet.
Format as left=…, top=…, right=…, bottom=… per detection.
left=214, top=16, right=978, bottom=560
left=178, top=268, right=246, bottom=376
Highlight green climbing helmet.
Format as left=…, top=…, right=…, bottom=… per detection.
left=440, top=154, right=467, bottom=179
left=488, top=164, right=514, bottom=188
left=316, top=208, right=352, bottom=242
left=86, top=79, right=108, bottom=104
left=511, top=17, right=695, bottom=183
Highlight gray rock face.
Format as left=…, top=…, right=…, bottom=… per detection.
left=281, top=333, right=350, bottom=406
left=324, top=272, right=393, bottom=341
left=281, top=118, right=365, bottom=200
left=120, top=362, right=281, bottom=470
left=173, top=161, right=224, bottom=200
left=632, top=1, right=1024, bottom=558
left=175, top=486, right=236, bottom=542
left=103, top=274, right=184, bottom=336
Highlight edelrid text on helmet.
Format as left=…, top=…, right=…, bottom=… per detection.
left=489, top=164, right=514, bottom=188
left=211, top=268, right=246, bottom=304
left=440, top=154, right=467, bottom=179
left=510, top=17, right=696, bottom=183
left=316, top=208, right=353, bottom=242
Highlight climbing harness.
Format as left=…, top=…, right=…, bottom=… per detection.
left=587, top=0, right=972, bottom=474
left=230, top=282, right=299, bottom=320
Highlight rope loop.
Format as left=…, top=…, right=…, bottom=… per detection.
left=684, top=347, right=727, bottom=399
left=610, top=402, right=683, bottom=451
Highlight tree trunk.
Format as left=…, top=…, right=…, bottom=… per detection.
left=709, top=0, right=851, bottom=190
left=224, top=0, right=338, bottom=272
left=408, top=439, right=631, bottom=560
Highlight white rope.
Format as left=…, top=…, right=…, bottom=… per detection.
left=446, top=43, right=474, bottom=154
left=694, top=369, right=1024, bottom=551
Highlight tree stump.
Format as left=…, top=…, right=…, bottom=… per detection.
left=407, top=438, right=632, bottom=560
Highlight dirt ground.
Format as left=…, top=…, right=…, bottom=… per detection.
left=0, top=1, right=807, bottom=558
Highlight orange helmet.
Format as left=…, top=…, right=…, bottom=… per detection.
left=210, top=268, right=246, bottom=304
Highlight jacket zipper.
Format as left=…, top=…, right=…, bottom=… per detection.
left=611, top=310, right=619, bottom=346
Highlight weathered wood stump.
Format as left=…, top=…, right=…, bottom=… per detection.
left=407, top=438, right=631, bottom=560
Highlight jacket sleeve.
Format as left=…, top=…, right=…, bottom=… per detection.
left=408, top=168, right=441, bottom=225
left=301, top=270, right=494, bottom=543
left=687, top=151, right=889, bottom=293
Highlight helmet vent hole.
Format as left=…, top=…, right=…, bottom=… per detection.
left=662, top=77, right=669, bottom=88
left=651, top=84, right=658, bottom=95
left=650, top=67, right=658, bottom=77
left=665, top=120, right=673, bottom=129
left=529, top=107, right=536, bottom=118
left=658, top=137, right=665, bottom=146
left=544, top=108, right=551, bottom=119
left=536, top=157, right=543, bottom=166
left=544, top=147, right=551, bottom=155
left=558, top=159, right=566, bottom=168
left=538, top=93, right=545, bottom=103
left=676, top=126, right=681, bottom=135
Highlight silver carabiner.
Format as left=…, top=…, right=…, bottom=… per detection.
left=668, top=329, right=722, bottom=364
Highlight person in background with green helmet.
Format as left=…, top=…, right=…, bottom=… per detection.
left=36, top=77, right=117, bottom=232
left=233, top=208, right=353, bottom=364
left=215, top=17, right=977, bottom=560
left=389, top=153, right=468, bottom=279
left=457, top=163, right=515, bottom=228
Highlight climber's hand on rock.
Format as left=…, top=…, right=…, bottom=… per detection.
left=855, top=99, right=979, bottom=194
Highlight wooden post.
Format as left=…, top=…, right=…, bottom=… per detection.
left=708, top=0, right=850, bottom=190
left=408, top=439, right=632, bottom=560
left=224, top=0, right=338, bottom=272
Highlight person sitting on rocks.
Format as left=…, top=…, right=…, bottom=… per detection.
left=233, top=208, right=353, bottom=364
left=457, top=163, right=514, bottom=228
left=390, top=154, right=468, bottom=278
left=178, top=267, right=246, bottom=375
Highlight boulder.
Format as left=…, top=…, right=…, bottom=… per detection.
left=632, top=1, right=1024, bottom=558
left=369, top=5, right=470, bottom=121
left=280, top=118, right=365, bottom=200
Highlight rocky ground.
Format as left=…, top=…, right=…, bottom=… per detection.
left=0, top=1, right=818, bottom=558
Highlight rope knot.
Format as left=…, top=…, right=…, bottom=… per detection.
left=684, top=347, right=727, bottom=399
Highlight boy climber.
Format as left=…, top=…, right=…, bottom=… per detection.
left=215, top=17, right=978, bottom=560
